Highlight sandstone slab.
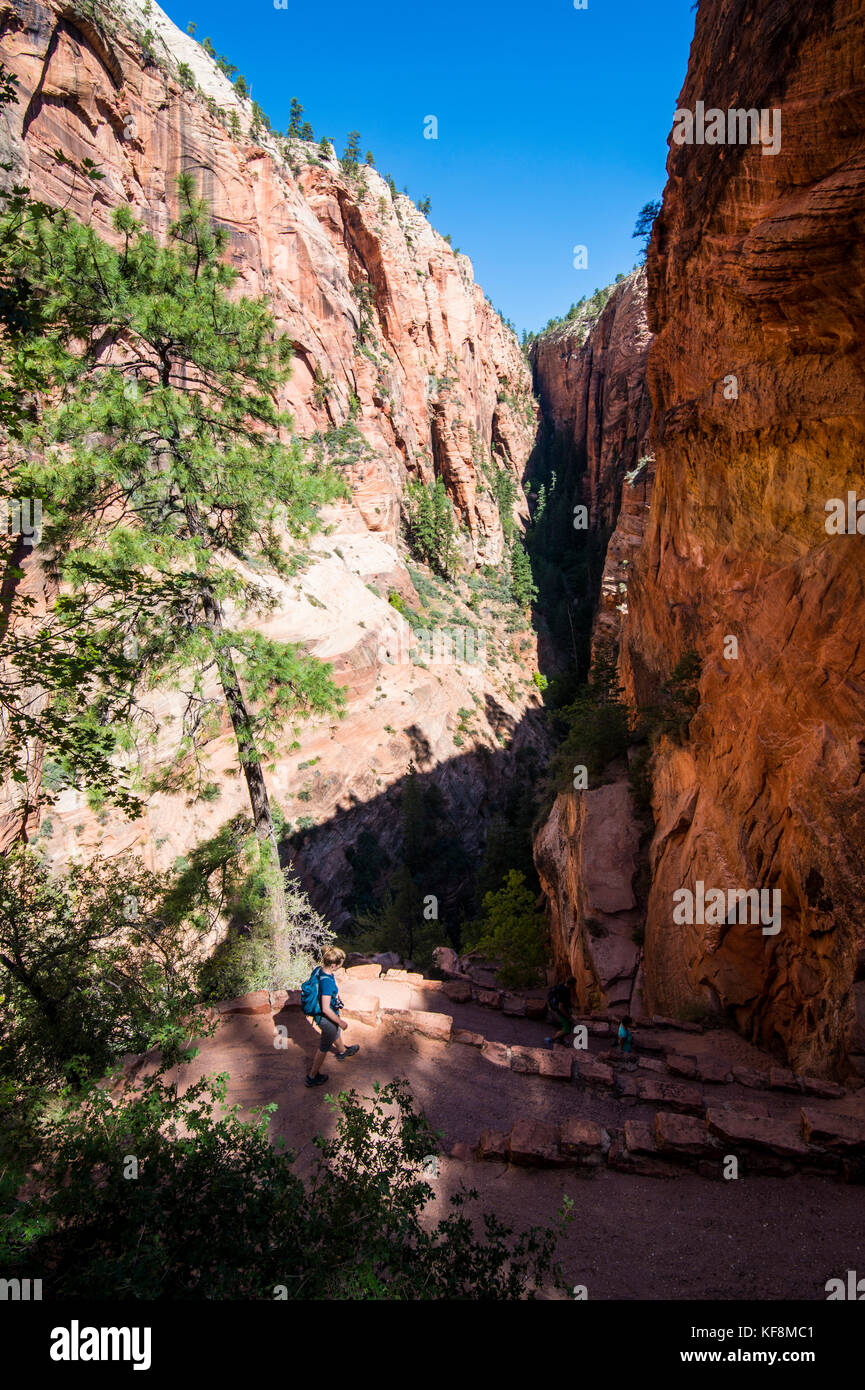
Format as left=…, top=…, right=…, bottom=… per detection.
left=442, top=980, right=472, bottom=1004
left=502, top=993, right=527, bottom=1016
left=706, top=1108, right=809, bottom=1159
left=452, top=1028, right=484, bottom=1048
left=508, top=1119, right=564, bottom=1167
left=800, top=1107, right=865, bottom=1150
left=477, top=1130, right=508, bottom=1161
left=216, top=991, right=271, bottom=1016
left=635, top=1077, right=704, bottom=1115
left=654, top=1112, right=718, bottom=1158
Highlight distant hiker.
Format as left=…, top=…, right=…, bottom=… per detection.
left=617, top=1015, right=634, bottom=1054
left=302, top=945, right=359, bottom=1088
left=544, top=975, right=576, bottom=1049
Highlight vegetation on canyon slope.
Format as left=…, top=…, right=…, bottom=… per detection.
left=1, top=148, right=346, bottom=942
left=0, top=69, right=571, bottom=1293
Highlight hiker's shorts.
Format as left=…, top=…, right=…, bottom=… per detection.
left=318, top=1017, right=340, bottom=1053
left=554, top=1009, right=573, bottom=1034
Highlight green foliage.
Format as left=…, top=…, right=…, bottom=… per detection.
left=529, top=283, right=617, bottom=343
left=403, top=478, right=457, bottom=579
left=250, top=100, right=271, bottom=138
left=465, top=870, right=548, bottom=988
left=639, top=648, right=702, bottom=745
left=288, top=97, right=304, bottom=138
left=2, top=178, right=345, bottom=823
left=492, top=467, right=517, bottom=541
left=509, top=539, right=537, bottom=608
left=0, top=846, right=199, bottom=1092
left=351, top=280, right=376, bottom=344
left=177, top=61, right=196, bottom=90
left=3, top=1072, right=569, bottom=1298
left=343, top=830, right=391, bottom=918
left=352, top=765, right=469, bottom=967
left=340, top=130, right=362, bottom=173
left=632, top=198, right=661, bottom=260
left=546, top=652, right=631, bottom=798
left=233, top=74, right=248, bottom=99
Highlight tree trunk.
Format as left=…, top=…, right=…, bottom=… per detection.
left=198, top=584, right=288, bottom=935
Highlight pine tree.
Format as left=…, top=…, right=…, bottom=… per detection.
left=234, top=74, right=248, bottom=100
left=341, top=131, right=361, bottom=173
left=510, top=539, right=538, bottom=608
left=431, top=478, right=456, bottom=577
left=299, top=121, right=314, bottom=141
left=632, top=199, right=661, bottom=260
left=10, top=177, right=346, bottom=934
left=288, top=97, right=303, bottom=138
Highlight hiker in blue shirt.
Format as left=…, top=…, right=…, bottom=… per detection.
left=617, top=1015, right=634, bottom=1054
left=304, top=946, right=360, bottom=1088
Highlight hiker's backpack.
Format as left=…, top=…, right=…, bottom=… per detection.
left=301, top=966, right=323, bottom=1020
left=547, top=985, right=563, bottom=1011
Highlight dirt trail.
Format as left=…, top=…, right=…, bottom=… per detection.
left=121, top=981, right=864, bottom=1300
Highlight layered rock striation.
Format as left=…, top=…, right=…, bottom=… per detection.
left=0, top=0, right=545, bottom=919
left=535, top=0, right=865, bottom=1075
left=622, top=0, right=865, bottom=1074
left=530, top=270, right=654, bottom=1017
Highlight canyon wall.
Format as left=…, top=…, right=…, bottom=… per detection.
left=534, top=0, right=865, bottom=1077
left=625, top=0, right=865, bottom=1074
left=530, top=269, right=651, bottom=542
left=531, top=269, right=654, bottom=1016
left=0, top=0, right=545, bottom=923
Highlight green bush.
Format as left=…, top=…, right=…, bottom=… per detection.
left=465, top=870, right=548, bottom=988
left=0, top=846, right=198, bottom=1091
left=2, top=1072, right=571, bottom=1299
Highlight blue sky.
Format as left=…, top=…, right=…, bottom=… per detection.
left=163, top=0, right=696, bottom=334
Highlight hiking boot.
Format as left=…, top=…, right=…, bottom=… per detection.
left=335, top=1045, right=360, bottom=1060
left=305, top=1073, right=329, bottom=1088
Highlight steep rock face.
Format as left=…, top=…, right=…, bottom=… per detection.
left=620, top=0, right=865, bottom=1073
left=535, top=781, right=643, bottom=1015
left=0, top=0, right=545, bottom=919
left=530, top=269, right=652, bottom=540
left=529, top=271, right=653, bottom=1012
left=0, top=0, right=534, bottom=558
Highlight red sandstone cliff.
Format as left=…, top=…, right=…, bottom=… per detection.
left=0, top=0, right=544, bottom=917
left=624, top=0, right=865, bottom=1075
left=530, top=270, right=654, bottom=1017
left=536, top=0, right=865, bottom=1075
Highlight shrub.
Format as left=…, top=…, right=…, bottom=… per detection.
left=465, top=870, right=548, bottom=988
left=0, top=846, right=198, bottom=1090
left=3, top=1073, right=571, bottom=1298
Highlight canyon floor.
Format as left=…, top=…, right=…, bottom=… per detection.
left=122, top=973, right=865, bottom=1301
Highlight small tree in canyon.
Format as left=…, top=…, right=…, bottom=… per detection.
left=7, top=176, right=345, bottom=936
